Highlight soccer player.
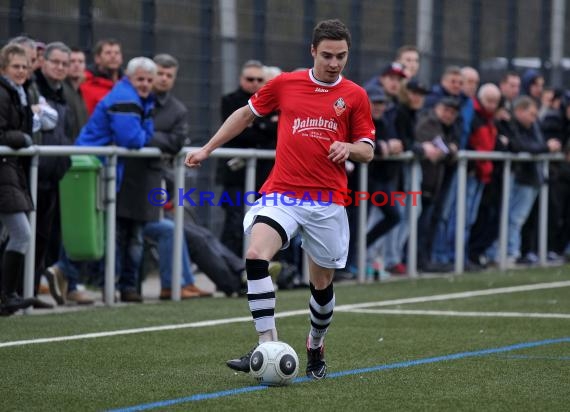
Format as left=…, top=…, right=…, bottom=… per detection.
left=185, top=19, right=375, bottom=380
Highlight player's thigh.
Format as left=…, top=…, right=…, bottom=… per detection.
left=301, top=204, right=349, bottom=269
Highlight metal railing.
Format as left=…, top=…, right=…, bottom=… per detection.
left=0, top=145, right=566, bottom=310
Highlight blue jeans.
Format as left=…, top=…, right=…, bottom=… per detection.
left=431, top=172, right=458, bottom=264
left=115, top=218, right=144, bottom=292
left=486, top=175, right=539, bottom=260
left=57, top=218, right=143, bottom=293
left=432, top=173, right=484, bottom=264
left=143, top=219, right=195, bottom=289
left=383, top=165, right=422, bottom=268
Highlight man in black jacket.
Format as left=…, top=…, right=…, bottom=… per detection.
left=116, top=53, right=211, bottom=300
left=34, top=42, right=90, bottom=303
left=217, top=60, right=277, bottom=256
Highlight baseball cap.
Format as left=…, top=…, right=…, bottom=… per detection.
left=406, top=79, right=430, bottom=95
left=438, top=96, right=461, bottom=110
left=368, top=89, right=389, bottom=103
left=381, top=62, right=407, bottom=78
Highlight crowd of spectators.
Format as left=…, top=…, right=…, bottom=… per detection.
left=1, top=36, right=569, bottom=315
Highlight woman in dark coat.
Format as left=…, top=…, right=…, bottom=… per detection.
left=0, top=44, right=35, bottom=315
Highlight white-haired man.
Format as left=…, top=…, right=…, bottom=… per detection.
left=47, top=57, right=157, bottom=304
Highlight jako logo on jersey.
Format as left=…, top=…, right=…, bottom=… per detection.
left=333, top=97, right=346, bottom=116
left=314, top=87, right=329, bottom=93
left=292, top=117, right=338, bottom=134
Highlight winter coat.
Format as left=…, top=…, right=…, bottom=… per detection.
left=117, top=92, right=188, bottom=222
left=507, top=120, right=548, bottom=187
left=415, top=110, right=459, bottom=199
left=76, top=76, right=154, bottom=189
left=62, top=79, right=88, bottom=141
left=468, top=98, right=498, bottom=184
left=79, top=65, right=122, bottom=115
left=0, top=77, right=34, bottom=213
left=34, top=69, right=73, bottom=190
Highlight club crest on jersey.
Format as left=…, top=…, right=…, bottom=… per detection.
left=333, top=97, right=346, bottom=116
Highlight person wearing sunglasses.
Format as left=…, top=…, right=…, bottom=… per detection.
left=217, top=59, right=278, bottom=257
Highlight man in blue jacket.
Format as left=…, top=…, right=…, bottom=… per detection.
left=47, top=57, right=156, bottom=304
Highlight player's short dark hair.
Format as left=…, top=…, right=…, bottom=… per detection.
left=94, top=38, right=121, bottom=56
left=312, top=19, right=351, bottom=49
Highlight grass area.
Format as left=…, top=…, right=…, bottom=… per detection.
left=1, top=266, right=569, bottom=411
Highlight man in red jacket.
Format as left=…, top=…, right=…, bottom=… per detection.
left=80, top=38, right=123, bottom=115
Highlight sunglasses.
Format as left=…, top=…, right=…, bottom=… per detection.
left=245, top=76, right=264, bottom=82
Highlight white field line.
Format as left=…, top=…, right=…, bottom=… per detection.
left=343, top=308, right=570, bottom=319
left=1, top=280, right=570, bottom=349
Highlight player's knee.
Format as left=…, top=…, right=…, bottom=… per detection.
left=310, top=275, right=333, bottom=290
left=245, top=246, right=266, bottom=261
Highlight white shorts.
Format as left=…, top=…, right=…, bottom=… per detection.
left=243, top=194, right=349, bottom=269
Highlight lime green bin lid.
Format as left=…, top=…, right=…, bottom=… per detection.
left=69, top=155, right=102, bottom=171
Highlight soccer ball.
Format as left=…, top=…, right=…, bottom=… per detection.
left=249, top=341, right=299, bottom=386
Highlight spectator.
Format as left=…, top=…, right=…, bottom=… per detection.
left=469, top=72, right=519, bottom=265
left=62, top=47, right=88, bottom=140
left=395, top=45, right=420, bottom=79
left=521, top=69, right=544, bottom=107
left=0, top=44, right=36, bottom=315
left=366, top=89, right=403, bottom=262
left=47, top=57, right=156, bottom=304
left=540, top=89, right=570, bottom=259
left=217, top=59, right=277, bottom=256
left=415, top=97, right=460, bottom=271
left=33, top=42, right=75, bottom=301
left=427, top=66, right=475, bottom=267
left=461, top=66, right=479, bottom=98
left=424, top=65, right=463, bottom=109
left=118, top=53, right=210, bottom=299
left=485, top=96, right=561, bottom=265
left=382, top=79, right=431, bottom=275
left=364, top=62, right=407, bottom=105
left=8, top=36, right=58, bottom=142
left=80, top=38, right=123, bottom=114
left=462, top=84, right=501, bottom=263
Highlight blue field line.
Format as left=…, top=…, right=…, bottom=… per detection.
left=107, top=337, right=570, bottom=412
left=495, top=354, right=570, bottom=361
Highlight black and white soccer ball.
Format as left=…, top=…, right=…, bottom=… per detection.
left=249, top=341, right=299, bottom=386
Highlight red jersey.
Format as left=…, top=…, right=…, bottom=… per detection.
left=249, top=69, right=375, bottom=204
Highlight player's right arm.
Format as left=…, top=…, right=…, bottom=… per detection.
left=185, top=105, right=256, bottom=168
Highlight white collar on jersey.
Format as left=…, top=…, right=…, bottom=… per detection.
left=309, top=69, right=343, bottom=87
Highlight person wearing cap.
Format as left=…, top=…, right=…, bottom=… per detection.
left=414, top=96, right=460, bottom=272
left=363, top=62, right=407, bottom=104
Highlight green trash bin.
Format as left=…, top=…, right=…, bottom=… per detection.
left=59, top=155, right=105, bottom=260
